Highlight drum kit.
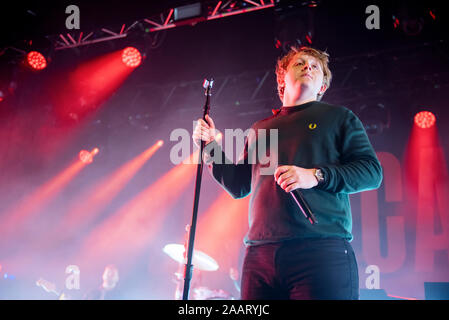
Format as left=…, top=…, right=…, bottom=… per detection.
left=162, top=243, right=235, bottom=300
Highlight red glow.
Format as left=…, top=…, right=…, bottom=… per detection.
left=429, top=10, right=436, bottom=20
left=51, top=49, right=135, bottom=123
left=195, top=192, right=249, bottom=274
left=121, top=47, right=142, bottom=68
left=0, top=159, right=86, bottom=239
left=404, top=115, right=449, bottom=273
left=46, top=142, right=163, bottom=246
left=73, top=149, right=199, bottom=271
left=414, top=111, right=436, bottom=128
left=27, top=51, right=47, bottom=70
left=305, top=35, right=312, bottom=44
left=393, top=18, right=400, bottom=28
left=275, top=39, right=282, bottom=49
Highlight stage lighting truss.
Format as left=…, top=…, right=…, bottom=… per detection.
left=143, top=0, right=275, bottom=32
left=48, top=1, right=275, bottom=51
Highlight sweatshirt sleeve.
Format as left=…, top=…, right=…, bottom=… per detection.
left=203, top=138, right=252, bottom=199
left=318, top=109, right=383, bottom=194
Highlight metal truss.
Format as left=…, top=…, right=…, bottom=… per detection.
left=51, top=25, right=129, bottom=51
left=49, top=1, right=275, bottom=51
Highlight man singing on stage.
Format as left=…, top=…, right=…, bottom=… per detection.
left=192, top=46, right=383, bottom=299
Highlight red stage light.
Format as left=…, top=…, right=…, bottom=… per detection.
left=79, top=148, right=99, bottom=164
left=79, top=150, right=93, bottom=164
left=414, top=111, right=436, bottom=129
left=27, top=51, right=47, bottom=70
left=121, top=47, right=142, bottom=68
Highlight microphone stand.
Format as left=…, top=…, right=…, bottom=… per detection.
left=182, top=79, right=214, bottom=300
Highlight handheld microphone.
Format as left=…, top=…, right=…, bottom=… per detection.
left=290, top=189, right=318, bottom=225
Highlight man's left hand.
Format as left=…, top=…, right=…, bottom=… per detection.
left=274, top=165, right=318, bottom=192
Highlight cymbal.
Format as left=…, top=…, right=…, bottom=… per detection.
left=163, top=244, right=219, bottom=271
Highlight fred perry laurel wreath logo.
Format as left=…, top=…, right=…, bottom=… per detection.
left=309, top=123, right=317, bottom=130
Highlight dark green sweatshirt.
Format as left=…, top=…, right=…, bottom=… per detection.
left=204, top=100, right=383, bottom=246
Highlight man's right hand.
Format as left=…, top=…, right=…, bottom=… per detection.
left=192, top=114, right=217, bottom=148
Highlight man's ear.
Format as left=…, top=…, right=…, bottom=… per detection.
left=319, top=84, right=327, bottom=95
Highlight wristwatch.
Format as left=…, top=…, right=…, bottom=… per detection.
left=314, top=168, right=325, bottom=185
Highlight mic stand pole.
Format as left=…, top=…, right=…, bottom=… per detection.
left=182, top=79, right=214, bottom=300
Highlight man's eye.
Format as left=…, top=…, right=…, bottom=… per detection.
left=312, top=65, right=318, bottom=69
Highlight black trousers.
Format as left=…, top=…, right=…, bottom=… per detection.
left=240, top=238, right=359, bottom=300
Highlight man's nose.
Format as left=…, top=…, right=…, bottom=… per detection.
left=302, top=64, right=312, bottom=71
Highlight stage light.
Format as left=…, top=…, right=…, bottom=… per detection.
left=414, top=111, right=436, bottom=129
left=79, top=148, right=99, bottom=164
left=174, top=2, right=201, bottom=20
left=79, top=150, right=93, bottom=164
left=173, top=2, right=205, bottom=26
left=157, top=140, right=164, bottom=147
left=121, top=47, right=142, bottom=68
left=27, top=51, right=47, bottom=70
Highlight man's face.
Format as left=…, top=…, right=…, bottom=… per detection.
left=284, top=53, right=326, bottom=100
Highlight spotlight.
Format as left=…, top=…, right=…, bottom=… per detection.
left=26, top=51, right=47, bottom=70
left=79, top=148, right=99, bottom=164
left=79, top=150, right=93, bottom=164
left=121, top=47, right=142, bottom=68
left=157, top=140, right=164, bottom=147
left=414, top=111, right=436, bottom=128
left=173, top=2, right=205, bottom=26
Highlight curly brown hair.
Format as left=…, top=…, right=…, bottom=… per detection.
left=275, top=46, right=332, bottom=102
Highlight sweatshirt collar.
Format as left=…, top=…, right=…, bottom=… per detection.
left=272, top=101, right=317, bottom=116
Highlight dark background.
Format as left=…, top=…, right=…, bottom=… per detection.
left=0, top=0, right=448, bottom=300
